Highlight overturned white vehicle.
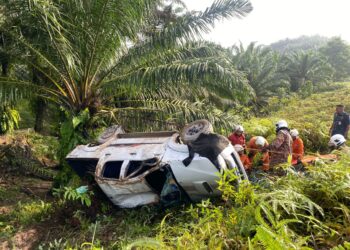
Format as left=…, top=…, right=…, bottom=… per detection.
left=66, top=120, right=248, bottom=208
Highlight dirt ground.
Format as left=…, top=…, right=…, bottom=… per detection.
left=0, top=174, right=54, bottom=249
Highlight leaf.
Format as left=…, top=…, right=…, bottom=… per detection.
left=287, top=154, right=292, bottom=164
left=72, top=116, right=82, bottom=129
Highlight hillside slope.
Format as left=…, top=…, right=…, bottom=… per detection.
left=243, top=83, right=350, bottom=152
left=1, top=83, right=350, bottom=249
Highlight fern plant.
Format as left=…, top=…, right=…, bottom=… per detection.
left=53, top=185, right=93, bottom=207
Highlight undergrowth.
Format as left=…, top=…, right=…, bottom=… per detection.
left=2, top=83, right=350, bottom=249
left=27, top=154, right=350, bottom=249
left=243, top=82, right=350, bottom=152
left=124, top=154, right=350, bottom=249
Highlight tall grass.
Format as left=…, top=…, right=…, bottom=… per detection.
left=243, top=83, right=350, bottom=152
left=123, top=153, right=349, bottom=249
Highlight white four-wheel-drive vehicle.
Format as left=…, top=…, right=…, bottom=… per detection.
left=66, top=120, right=247, bottom=208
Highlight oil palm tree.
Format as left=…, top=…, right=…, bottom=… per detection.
left=0, top=0, right=253, bottom=130
left=279, top=51, right=334, bottom=92
left=229, top=42, right=288, bottom=107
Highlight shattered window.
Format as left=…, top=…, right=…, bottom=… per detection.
left=126, top=158, right=159, bottom=178
left=102, top=161, right=123, bottom=179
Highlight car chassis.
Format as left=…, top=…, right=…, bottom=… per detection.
left=66, top=131, right=247, bottom=208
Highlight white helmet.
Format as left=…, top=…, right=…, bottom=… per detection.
left=255, top=136, right=266, bottom=147
left=290, top=129, right=299, bottom=137
left=234, top=144, right=244, bottom=152
left=329, top=134, right=346, bottom=147
left=234, top=125, right=244, bottom=133
left=276, top=120, right=288, bottom=130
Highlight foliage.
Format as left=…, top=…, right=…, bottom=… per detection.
left=243, top=83, right=349, bottom=152
left=0, top=0, right=253, bottom=132
left=58, top=108, right=90, bottom=161
left=119, top=152, right=350, bottom=249
left=0, top=105, right=20, bottom=134
left=53, top=186, right=93, bottom=207
left=0, top=131, right=58, bottom=180
left=332, top=242, right=350, bottom=250
left=299, top=80, right=314, bottom=98
left=1, top=82, right=350, bottom=249
left=242, top=118, right=276, bottom=141
left=274, top=83, right=349, bottom=152
left=279, top=50, right=334, bottom=92
left=230, top=42, right=288, bottom=108
left=320, top=37, right=350, bottom=81
left=24, top=130, right=59, bottom=161
left=270, top=35, right=329, bottom=53
left=12, top=200, right=52, bottom=226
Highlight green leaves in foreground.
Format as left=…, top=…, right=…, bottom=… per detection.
left=131, top=154, right=350, bottom=249
left=53, top=185, right=93, bottom=207
left=0, top=105, right=20, bottom=134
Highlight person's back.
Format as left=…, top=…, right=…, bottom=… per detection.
left=247, top=136, right=270, bottom=171
left=292, top=137, right=304, bottom=162
left=247, top=136, right=268, bottom=151
left=266, top=120, right=292, bottom=167
left=290, top=129, right=304, bottom=162
left=234, top=144, right=251, bottom=171
left=239, top=154, right=252, bottom=171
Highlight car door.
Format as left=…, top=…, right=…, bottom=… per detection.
left=168, top=155, right=222, bottom=201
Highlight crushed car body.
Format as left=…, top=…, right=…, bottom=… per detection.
left=66, top=121, right=247, bottom=208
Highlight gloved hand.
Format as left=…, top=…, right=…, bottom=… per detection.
left=76, top=185, right=89, bottom=194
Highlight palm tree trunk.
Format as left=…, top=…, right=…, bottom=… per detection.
left=32, top=67, right=46, bottom=133
left=34, top=97, right=46, bottom=133
left=1, top=60, right=9, bottom=76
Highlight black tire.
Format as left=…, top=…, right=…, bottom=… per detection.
left=97, top=125, right=124, bottom=144
left=180, top=120, right=213, bottom=143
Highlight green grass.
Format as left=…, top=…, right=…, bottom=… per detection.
left=12, top=201, right=53, bottom=226
left=2, top=82, right=350, bottom=249
left=243, top=82, right=350, bottom=152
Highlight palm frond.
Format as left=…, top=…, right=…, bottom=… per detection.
left=151, top=0, right=252, bottom=47
left=98, top=97, right=239, bottom=132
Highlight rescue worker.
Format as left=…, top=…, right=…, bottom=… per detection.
left=328, top=134, right=350, bottom=154
left=247, top=136, right=270, bottom=171
left=264, top=120, right=292, bottom=167
left=290, top=129, right=304, bottom=164
left=228, top=125, right=246, bottom=147
left=234, top=144, right=252, bottom=171
left=329, top=104, right=350, bottom=138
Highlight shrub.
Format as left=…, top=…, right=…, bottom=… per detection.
left=12, top=201, right=52, bottom=225
left=0, top=105, right=20, bottom=134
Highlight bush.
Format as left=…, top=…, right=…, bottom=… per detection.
left=121, top=153, right=350, bottom=249
left=0, top=105, right=20, bottom=134
left=12, top=201, right=52, bottom=226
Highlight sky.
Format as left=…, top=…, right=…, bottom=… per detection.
left=183, top=0, right=350, bottom=47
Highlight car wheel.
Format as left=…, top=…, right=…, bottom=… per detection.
left=180, top=120, right=213, bottom=143
left=97, top=125, right=124, bottom=144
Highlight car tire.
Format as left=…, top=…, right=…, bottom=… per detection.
left=97, top=125, right=124, bottom=144
left=180, top=120, right=213, bottom=144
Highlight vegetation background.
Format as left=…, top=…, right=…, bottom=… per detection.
left=1, top=0, right=350, bottom=249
